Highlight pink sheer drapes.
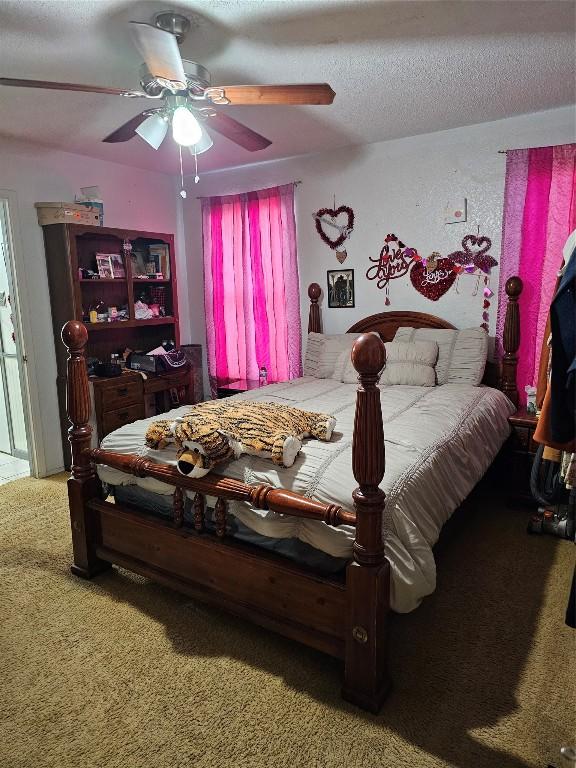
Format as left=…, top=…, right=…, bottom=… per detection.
left=202, top=183, right=302, bottom=395
left=496, top=144, right=576, bottom=404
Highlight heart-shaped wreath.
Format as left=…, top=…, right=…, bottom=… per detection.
left=314, top=205, right=355, bottom=250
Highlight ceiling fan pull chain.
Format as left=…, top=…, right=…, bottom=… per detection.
left=194, top=145, right=200, bottom=184
left=179, top=145, right=186, bottom=198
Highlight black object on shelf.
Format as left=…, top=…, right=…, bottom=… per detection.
left=96, top=362, right=122, bottom=378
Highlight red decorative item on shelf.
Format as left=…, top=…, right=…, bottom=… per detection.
left=150, top=285, right=166, bottom=313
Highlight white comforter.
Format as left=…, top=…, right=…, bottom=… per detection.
left=98, top=377, right=514, bottom=612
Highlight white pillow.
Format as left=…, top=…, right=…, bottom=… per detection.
left=393, top=327, right=488, bottom=385
left=334, top=340, right=439, bottom=386
left=304, top=332, right=378, bottom=379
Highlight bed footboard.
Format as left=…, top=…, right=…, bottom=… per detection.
left=62, top=320, right=390, bottom=712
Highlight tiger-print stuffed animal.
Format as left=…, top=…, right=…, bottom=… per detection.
left=145, top=399, right=336, bottom=478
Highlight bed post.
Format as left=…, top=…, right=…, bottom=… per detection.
left=61, top=320, right=110, bottom=579
left=342, top=333, right=391, bottom=712
left=501, top=276, right=523, bottom=407
left=308, top=283, right=322, bottom=333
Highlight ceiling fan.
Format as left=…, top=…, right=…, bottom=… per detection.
left=0, top=11, right=335, bottom=156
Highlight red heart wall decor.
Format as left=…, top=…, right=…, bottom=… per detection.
left=410, top=257, right=457, bottom=301
left=314, top=206, right=354, bottom=250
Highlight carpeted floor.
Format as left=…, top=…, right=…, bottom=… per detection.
left=0, top=474, right=574, bottom=768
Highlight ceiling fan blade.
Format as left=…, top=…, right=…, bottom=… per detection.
left=206, top=112, right=272, bottom=151
left=129, top=22, right=186, bottom=89
left=0, top=77, right=144, bottom=97
left=103, top=112, right=150, bottom=143
left=204, top=83, right=335, bottom=106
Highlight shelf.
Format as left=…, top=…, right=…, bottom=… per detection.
left=80, top=278, right=127, bottom=284
left=133, top=278, right=171, bottom=284
left=86, top=320, right=132, bottom=331
left=134, top=317, right=176, bottom=327
left=86, top=317, right=176, bottom=332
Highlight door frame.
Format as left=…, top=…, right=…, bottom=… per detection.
left=0, top=190, right=44, bottom=477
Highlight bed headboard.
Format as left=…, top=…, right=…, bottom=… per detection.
left=347, top=311, right=455, bottom=340
left=306, top=277, right=523, bottom=405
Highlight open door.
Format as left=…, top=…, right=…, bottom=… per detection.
left=0, top=198, right=30, bottom=481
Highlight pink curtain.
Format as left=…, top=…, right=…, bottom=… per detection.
left=202, top=183, right=301, bottom=395
left=496, top=144, right=576, bottom=404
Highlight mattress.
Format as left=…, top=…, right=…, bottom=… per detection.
left=97, top=377, right=514, bottom=612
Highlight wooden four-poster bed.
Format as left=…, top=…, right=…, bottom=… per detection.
left=61, top=276, right=523, bottom=712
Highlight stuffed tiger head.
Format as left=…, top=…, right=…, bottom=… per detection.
left=145, top=400, right=336, bottom=478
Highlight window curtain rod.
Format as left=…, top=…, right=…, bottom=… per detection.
left=196, top=180, right=302, bottom=199
left=498, top=143, right=574, bottom=154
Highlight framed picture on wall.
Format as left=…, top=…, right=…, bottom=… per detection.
left=327, top=269, right=355, bottom=308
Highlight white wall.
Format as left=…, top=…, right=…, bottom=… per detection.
left=183, top=106, right=575, bottom=378
left=0, top=140, right=183, bottom=475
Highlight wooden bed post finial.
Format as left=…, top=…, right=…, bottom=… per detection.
left=501, top=276, right=523, bottom=407
left=308, top=283, right=322, bottom=334
left=343, top=332, right=391, bottom=713
left=62, top=320, right=110, bottom=579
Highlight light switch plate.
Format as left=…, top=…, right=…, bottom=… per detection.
left=444, top=198, right=467, bottom=224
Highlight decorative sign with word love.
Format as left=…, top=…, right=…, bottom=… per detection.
left=410, top=256, right=457, bottom=301
left=313, top=205, right=355, bottom=251
left=366, top=233, right=420, bottom=305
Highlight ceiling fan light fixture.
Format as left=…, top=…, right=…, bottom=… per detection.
left=172, top=106, right=202, bottom=147
left=189, top=127, right=213, bottom=155
left=135, top=113, right=168, bottom=149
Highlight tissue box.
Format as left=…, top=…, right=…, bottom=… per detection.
left=35, top=202, right=102, bottom=227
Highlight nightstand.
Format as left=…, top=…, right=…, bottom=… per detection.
left=505, top=407, right=539, bottom=506
left=217, top=378, right=264, bottom=398
left=91, top=368, right=194, bottom=442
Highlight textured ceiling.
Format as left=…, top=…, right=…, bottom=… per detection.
left=0, top=0, right=574, bottom=175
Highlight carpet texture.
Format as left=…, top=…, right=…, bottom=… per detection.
left=1, top=474, right=574, bottom=768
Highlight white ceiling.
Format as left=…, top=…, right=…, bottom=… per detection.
left=0, top=0, right=574, bottom=175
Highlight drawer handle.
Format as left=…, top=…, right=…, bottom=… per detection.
left=116, top=387, right=129, bottom=396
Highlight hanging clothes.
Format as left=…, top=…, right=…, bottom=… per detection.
left=533, top=239, right=576, bottom=450
left=549, top=249, right=576, bottom=443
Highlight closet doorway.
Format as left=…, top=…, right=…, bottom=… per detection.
left=0, top=197, right=30, bottom=483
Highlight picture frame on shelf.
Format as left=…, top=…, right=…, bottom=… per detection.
left=95, top=253, right=113, bottom=279
left=148, top=243, right=170, bottom=279
left=109, top=253, right=126, bottom=278
left=327, top=269, right=355, bottom=308
left=130, top=249, right=148, bottom=277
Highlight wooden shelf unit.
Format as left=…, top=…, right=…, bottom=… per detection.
left=41, top=223, right=179, bottom=468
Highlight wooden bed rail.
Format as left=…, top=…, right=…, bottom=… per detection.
left=86, top=447, right=356, bottom=528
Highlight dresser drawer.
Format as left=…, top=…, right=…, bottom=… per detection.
left=102, top=403, right=145, bottom=437
left=100, top=380, right=142, bottom=410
